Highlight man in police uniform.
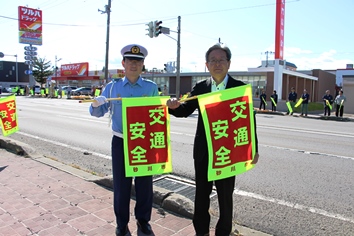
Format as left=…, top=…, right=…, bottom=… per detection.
left=90, top=44, right=159, bottom=236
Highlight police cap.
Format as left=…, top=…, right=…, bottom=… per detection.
left=121, top=44, right=148, bottom=60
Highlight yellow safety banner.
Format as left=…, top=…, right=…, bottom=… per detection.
left=286, top=102, right=293, bottom=113
left=122, top=96, right=172, bottom=177
left=325, top=99, right=332, bottom=110
left=270, top=97, right=277, bottom=107
left=339, top=99, right=344, bottom=111
left=198, top=84, right=257, bottom=181
left=0, top=95, right=19, bottom=136
left=294, top=98, right=303, bottom=108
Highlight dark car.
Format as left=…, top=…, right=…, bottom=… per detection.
left=71, top=87, right=92, bottom=96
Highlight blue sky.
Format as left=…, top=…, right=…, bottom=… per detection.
left=0, top=0, right=353, bottom=73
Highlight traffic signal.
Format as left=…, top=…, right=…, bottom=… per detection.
left=164, top=64, right=167, bottom=71
left=153, top=20, right=162, bottom=37
left=146, top=21, right=153, bottom=38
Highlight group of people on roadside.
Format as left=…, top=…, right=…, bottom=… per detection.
left=259, top=87, right=347, bottom=117
left=322, top=89, right=347, bottom=117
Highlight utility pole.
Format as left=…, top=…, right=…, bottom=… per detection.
left=99, top=0, right=111, bottom=84
left=55, top=55, right=62, bottom=77
left=14, top=55, right=18, bottom=84
left=176, top=16, right=181, bottom=98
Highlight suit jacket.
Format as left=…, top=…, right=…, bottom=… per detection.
left=169, top=75, right=258, bottom=162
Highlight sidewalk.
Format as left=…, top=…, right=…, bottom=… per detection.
left=0, top=138, right=270, bottom=236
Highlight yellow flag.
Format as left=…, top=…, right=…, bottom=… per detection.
left=294, top=98, right=303, bottom=108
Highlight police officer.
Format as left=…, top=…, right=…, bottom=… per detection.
left=90, top=44, right=158, bottom=236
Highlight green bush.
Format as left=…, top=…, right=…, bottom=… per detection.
left=293, top=102, right=324, bottom=112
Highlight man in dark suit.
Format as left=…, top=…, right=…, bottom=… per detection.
left=166, top=43, right=259, bottom=236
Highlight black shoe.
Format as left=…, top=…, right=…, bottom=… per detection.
left=137, top=220, right=152, bottom=235
left=116, top=226, right=131, bottom=236
left=195, top=234, right=209, bottom=236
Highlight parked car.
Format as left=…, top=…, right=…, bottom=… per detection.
left=5, top=85, right=18, bottom=93
left=34, top=85, right=41, bottom=94
left=58, top=86, right=77, bottom=95
left=71, top=87, right=92, bottom=96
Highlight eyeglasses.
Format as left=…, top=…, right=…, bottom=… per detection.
left=208, top=59, right=228, bottom=65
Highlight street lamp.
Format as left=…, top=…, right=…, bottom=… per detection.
left=0, top=52, right=18, bottom=84
left=55, top=55, right=62, bottom=77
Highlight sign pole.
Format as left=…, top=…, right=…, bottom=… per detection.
left=29, top=44, right=35, bottom=87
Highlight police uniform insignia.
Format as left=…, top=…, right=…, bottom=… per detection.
left=131, top=46, right=140, bottom=54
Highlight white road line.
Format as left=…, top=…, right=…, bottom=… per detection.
left=18, top=131, right=112, bottom=160
left=234, top=189, right=354, bottom=224
left=261, top=144, right=354, bottom=161
left=258, top=125, right=354, bottom=138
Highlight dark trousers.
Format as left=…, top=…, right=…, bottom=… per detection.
left=335, top=105, right=344, bottom=117
left=271, top=104, right=277, bottom=111
left=324, top=106, right=331, bottom=116
left=112, top=136, right=153, bottom=229
left=193, top=158, right=235, bottom=236
left=259, top=102, right=266, bottom=110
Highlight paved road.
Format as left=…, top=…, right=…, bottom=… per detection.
left=3, top=95, right=354, bottom=235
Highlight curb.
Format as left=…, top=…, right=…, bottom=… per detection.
left=0, top=137, right=272, bottom=236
